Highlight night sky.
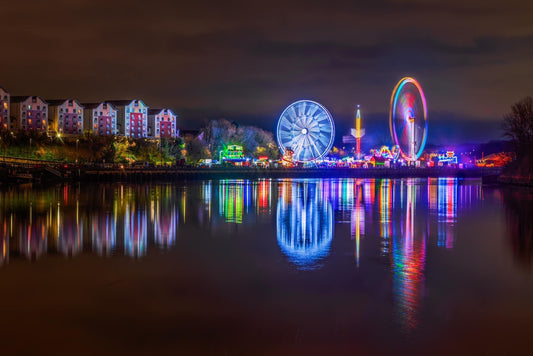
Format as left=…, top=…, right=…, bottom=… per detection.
left=1, top=0, right=532, bottom=144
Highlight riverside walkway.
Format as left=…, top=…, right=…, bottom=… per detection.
left=0, top=156, right=502, bottom=184
left=82, top=166, right=500, bottom=181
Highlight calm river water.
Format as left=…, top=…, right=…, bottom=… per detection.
left=0, top=178, right=532, bottom=355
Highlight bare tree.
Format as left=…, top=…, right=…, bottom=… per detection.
left=503, top=97, right=533, bottom=157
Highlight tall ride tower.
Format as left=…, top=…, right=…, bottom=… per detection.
left=342, top=104, right=365, bottom=159
left=352, top=105, right=365, bottom=159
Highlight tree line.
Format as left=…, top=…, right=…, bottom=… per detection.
left=503, top=96, right=533, bottom=175
left=0, top=119, right=280, bottom=164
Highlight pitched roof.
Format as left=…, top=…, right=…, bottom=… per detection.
left=107, top=99, right=149, bottom=108
left=148, top=108, right=177, bottom=116
left=81, top=102, right=117, bottom=110
left=10, top=96, right=48, bottom=104
left=0, top=86, right=10, bottom=94
left=46, top=99, right=84, bottom=108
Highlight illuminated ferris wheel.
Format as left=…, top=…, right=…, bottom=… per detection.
left=389, top=77, right=428, bottom=161
left=276, top=100, right=335, bottom=163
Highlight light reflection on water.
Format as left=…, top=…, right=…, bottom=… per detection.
left=0, top=184, right=182, bottom=261
left=0, top=178, right=531, bottom=335
left=276, top=180, right=333, bottom=270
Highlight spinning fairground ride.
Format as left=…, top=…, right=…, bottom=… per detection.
left=389, top=77, right=428, bottom=162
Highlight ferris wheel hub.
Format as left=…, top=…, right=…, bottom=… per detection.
left=302, top=128, right=308, bottom=135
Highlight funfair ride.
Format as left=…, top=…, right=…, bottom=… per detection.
left=276, top=100, right=335, bottom=163
left=389, top=77, right=428, bottom=162
left=354, top=105, right=365, bottom=160
left=342, top=105, right=365, bottom=160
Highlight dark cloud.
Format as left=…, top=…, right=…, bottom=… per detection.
left=0, top=0, right=532, bottom=143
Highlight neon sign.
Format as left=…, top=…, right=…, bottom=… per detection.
left=220, top=145, right=245, bottom=161
left=437, top=151, right=457, bottom=164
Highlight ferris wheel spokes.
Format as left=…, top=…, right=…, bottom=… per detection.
left=276, top=100, right=335, bottom=163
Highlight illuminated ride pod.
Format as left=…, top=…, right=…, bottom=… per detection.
left=389, top=77, right=428, bottom=162
left=379, top=145, right=401, bottom=161
left=276, top=100, right=335, bottom=163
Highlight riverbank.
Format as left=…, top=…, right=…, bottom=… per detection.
left=498, top=174, right=533, bottom=187
left=496, top=154, right=533, bottom=187
left=0, top=164, right=502, bottom=185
